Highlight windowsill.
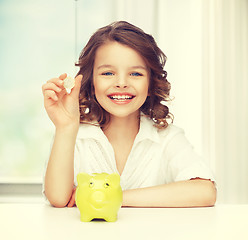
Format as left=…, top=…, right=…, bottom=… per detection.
left=0, top=195, right=44, bottom=204
left=0, top=177, right=42, bottom=184
left=0, top=182, right=43, bottom=203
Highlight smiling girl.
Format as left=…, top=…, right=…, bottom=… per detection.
left=42, top=21, right=216, bottom=208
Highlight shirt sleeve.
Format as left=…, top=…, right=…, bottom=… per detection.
left=163, top=127, right=216, bottom=183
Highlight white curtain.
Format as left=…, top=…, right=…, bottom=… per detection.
left=202, top=0, right=248, bottom=203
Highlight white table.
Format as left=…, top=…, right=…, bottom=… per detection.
left=0, top=202, right=247, bottom=240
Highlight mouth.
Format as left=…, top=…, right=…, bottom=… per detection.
left=107, top=93, right=135, bottom=104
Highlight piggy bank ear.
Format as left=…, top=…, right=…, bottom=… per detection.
left=107, top=173, right=120, bottom=185
left=77, top=173, right=91, bottom=186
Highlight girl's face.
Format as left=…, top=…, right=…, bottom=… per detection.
left=93, top=41, right=149, bottom=120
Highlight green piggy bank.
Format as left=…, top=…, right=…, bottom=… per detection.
left=75, top=172, right=123, bottom=222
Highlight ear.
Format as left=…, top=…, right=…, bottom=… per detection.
left=77, top=172, right=91, bottom=186
left=107, top=173, right=120, bottom=185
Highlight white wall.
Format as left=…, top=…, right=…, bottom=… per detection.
left=157, top=0, right=204, bottom=156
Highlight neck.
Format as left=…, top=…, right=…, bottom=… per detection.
left=103, top=113, right=140, bottom=142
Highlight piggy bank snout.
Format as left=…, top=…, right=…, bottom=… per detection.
left=90, top=191, right=106, bottom=206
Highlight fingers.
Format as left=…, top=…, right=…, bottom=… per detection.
left=75, top=74, right=83, bottom=86
left=42, top=77, right=65, bottom=101
left=43, top=90, right=58, bottom=101
left=70, top=74, right=83, bottom=98
left=67, top=188, right=76, bottom=207
left=42, top=74, right=82, bottom=102
left=46, top=77, right=64, bottom=88
left=59, top=73, right=67, bottom=80
left=43, top=82, right=62, bottom=93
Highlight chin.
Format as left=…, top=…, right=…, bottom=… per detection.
left=108, top=110, right=140, bottom=120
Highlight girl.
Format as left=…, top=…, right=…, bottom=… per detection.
left=42, top=21, right=216, bottom=208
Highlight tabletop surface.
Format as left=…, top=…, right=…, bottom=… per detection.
left=0, top=201, right=247, bottom=240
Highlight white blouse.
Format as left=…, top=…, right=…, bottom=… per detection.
left=71, top=115, right=215, bottom=190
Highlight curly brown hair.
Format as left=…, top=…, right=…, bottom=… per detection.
left=75, top=21, right=173, bottom=129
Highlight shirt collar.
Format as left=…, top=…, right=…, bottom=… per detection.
left=77, top=115, right=160, bottom=144
left=135, top=114, right=160, bottom=144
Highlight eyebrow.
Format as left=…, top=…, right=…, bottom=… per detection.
left=97, top=64, right=113, bottom=70
left=131, top=65, right=148, bottom=70
left=97, top=64, right=148, bottom=70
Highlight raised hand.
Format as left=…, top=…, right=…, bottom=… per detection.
left=42, top=73, right=83, bottom=129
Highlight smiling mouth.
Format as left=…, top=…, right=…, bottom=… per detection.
left=108, top=95, right=134, bottom=100
left=107, top=93, right=135, bottom=103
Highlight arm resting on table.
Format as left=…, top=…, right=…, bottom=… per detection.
left=122, top=178, right=216, bottom=208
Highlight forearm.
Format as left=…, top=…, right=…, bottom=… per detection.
left=122, top=179, right=216, bottom=208
left=45, top=126, right=78, bottom=207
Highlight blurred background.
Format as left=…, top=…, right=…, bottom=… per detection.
left=0, top=0, right=247, bottom=204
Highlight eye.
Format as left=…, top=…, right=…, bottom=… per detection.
left=102, top=72, right=114, bottom=76
left=130, top=72, right=143, bottom=77
left=104, top=182, right=110, bottom=188
left=89, top=182, right=94, bottom=188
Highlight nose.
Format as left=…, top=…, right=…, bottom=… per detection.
left=115, top=74, right=128, bottom=88
left=90, top=191, right=106, bottom=207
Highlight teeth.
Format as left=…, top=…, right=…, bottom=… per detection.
left=110, top=95, right=133, bottom=100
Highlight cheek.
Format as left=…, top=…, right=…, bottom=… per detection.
left=93, top=76, right=104, bottom=95
left=135, top=82, right=149, bottom=105
left=139, top=80, right=149, bottom=96
left=93, top=77, right=111, bottom=103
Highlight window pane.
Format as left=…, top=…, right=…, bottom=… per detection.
left=75, top=0, right=115, bottom=57
left=0, top=0, right=114, bottom=183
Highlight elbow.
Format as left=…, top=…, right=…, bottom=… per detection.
left=50, top=199, right=69, bottom=208
left=203, top=181, right=217, bottom=207
left=205, top=193, right=216, bottom=207
left=209, top=190, right=217, bottom=207
left=44, top=191, right=70, bottom=208
left=191, top=179, right=217, bottom=207
left=48, top=196, right=69, bottom=208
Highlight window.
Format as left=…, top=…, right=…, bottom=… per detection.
left=0, top=0, right=115, bottom=185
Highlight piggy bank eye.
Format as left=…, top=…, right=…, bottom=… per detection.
left=104, top=183, right=110, bottom=188
left=89, top=182, right=94, bottom=188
